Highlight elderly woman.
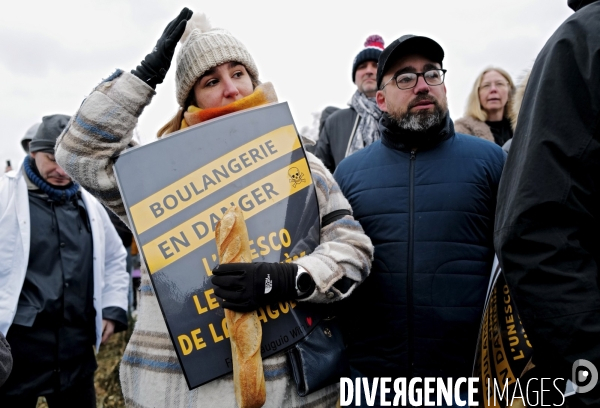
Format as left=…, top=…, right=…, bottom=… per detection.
left=455, top=67, right=516, bottom=146
left=55, top=8, right=372, bottom=408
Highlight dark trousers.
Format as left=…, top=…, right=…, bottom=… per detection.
left=0, top=373, right=96, bottom=408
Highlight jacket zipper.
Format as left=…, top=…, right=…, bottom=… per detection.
left=408, top=149, right=416, bottom=377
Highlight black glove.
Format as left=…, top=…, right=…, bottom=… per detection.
left=212, top=263, right=314, bottom=312
left=131, top=7, right=193, bottom=89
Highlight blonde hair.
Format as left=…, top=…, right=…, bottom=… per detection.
left=157, top=90, right=196, bottom=138
left=157, top=69, right=260, bottom=138
left=509, top=69, right=531, bottom=130
left=464, top=67, right=516, bottom=122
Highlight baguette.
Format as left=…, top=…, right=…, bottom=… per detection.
left=215, top=205, right=266, bottom=408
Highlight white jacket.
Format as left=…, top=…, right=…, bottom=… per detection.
left=0, top=162, right=129, bottom=350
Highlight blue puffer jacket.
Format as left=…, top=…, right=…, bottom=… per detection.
left=334, top=115, right=505, bottom=380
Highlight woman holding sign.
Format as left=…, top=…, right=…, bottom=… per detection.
left=55, top=8, right=373, bottom=408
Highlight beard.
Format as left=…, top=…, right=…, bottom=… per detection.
left=388, top=94, right=448, bottom=132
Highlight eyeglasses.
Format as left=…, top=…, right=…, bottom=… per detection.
left=479, top=81, right=509, bottom=91
left=381, top=69, right=447, bottom=90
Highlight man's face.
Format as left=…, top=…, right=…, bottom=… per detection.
left=354, top=60, right=378, bottom=98
left=376, top=54, right=448, bottom=131
left=32, top=152, right=71, bottom=186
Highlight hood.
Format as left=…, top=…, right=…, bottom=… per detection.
left=568, top=0, right=598, bottom=11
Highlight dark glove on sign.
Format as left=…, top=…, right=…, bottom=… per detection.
left=212, top=262, right=298, bottom=312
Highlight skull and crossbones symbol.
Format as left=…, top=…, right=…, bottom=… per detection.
left=288, top=167, right=306, bottom=188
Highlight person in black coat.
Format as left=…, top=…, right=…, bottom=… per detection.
left=0, top=115, right=128, bottom=407
left=314, top=35, right=385, bottom=172
left=495, top=1, right=600, bottom=406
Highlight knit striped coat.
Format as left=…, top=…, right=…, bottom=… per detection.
left=55, top=70, right=373, bottom=408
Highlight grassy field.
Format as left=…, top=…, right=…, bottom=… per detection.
left=36, top=319, right=133, bottom=408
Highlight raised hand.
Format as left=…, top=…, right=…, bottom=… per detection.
left=131, top=7, right=193, bottom=89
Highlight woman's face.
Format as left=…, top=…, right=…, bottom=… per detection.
left=192, top=62, right=254, bottom=109
left=478, top=70, right=510, bottom=115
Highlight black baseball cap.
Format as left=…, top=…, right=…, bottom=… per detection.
left=376, top=35, right=445, bottom=89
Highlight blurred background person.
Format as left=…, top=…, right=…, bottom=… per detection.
left=314, top=35, right=385, bottom=173
left=0, top=114, right=129, bottom=407
left=455, top=67, right=516, bottom=147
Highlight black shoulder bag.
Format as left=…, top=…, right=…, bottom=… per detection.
left=286, top=209, right=352, bottom=397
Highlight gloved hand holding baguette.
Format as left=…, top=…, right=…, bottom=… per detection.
left=212, top=254, right=315, bottom=313
left=215, top=206, right=266, bottom=408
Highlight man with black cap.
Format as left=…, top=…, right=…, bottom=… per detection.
left=314, top=35, right=385, bottom=173
left=496, top=1, right=600, bottom=406
left=0, top=114, right=129, bottom=406
left=334, top=35, right=505, bottom=405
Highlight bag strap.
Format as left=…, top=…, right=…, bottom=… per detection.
left=322, top=209, right=351, bottom=227
left=321, top=208, right=353, bottom=311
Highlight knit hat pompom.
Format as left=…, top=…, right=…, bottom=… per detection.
left=364, top=35, right=384, bottom=49
left=352, top=34, right=385, bottom=83
left=175, top=13, right=259, bottom=107
left=179, top=13, right=212, bottom=45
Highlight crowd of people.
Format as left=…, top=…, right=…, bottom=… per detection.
left=0, top=0, right=599, bottom=407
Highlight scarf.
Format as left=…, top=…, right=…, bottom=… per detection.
left=347, top=90, right=383, bottom=156
left=23, top=156, right=80, bottom=203
left=181, top=82, right=278, bottom=129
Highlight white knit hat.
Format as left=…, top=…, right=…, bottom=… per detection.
left=175, top=13, right=259, bottom=107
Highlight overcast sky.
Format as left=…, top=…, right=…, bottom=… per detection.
left=1, top=0, right=573, bottom=173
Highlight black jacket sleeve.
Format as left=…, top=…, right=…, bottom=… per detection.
left=313, top=108, right=358, bottom=173
left=313, top=119, right=336, bottom=173
left=494, top=4, right=600, bottom=406
left=102, top=306, right=128, bottom=334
